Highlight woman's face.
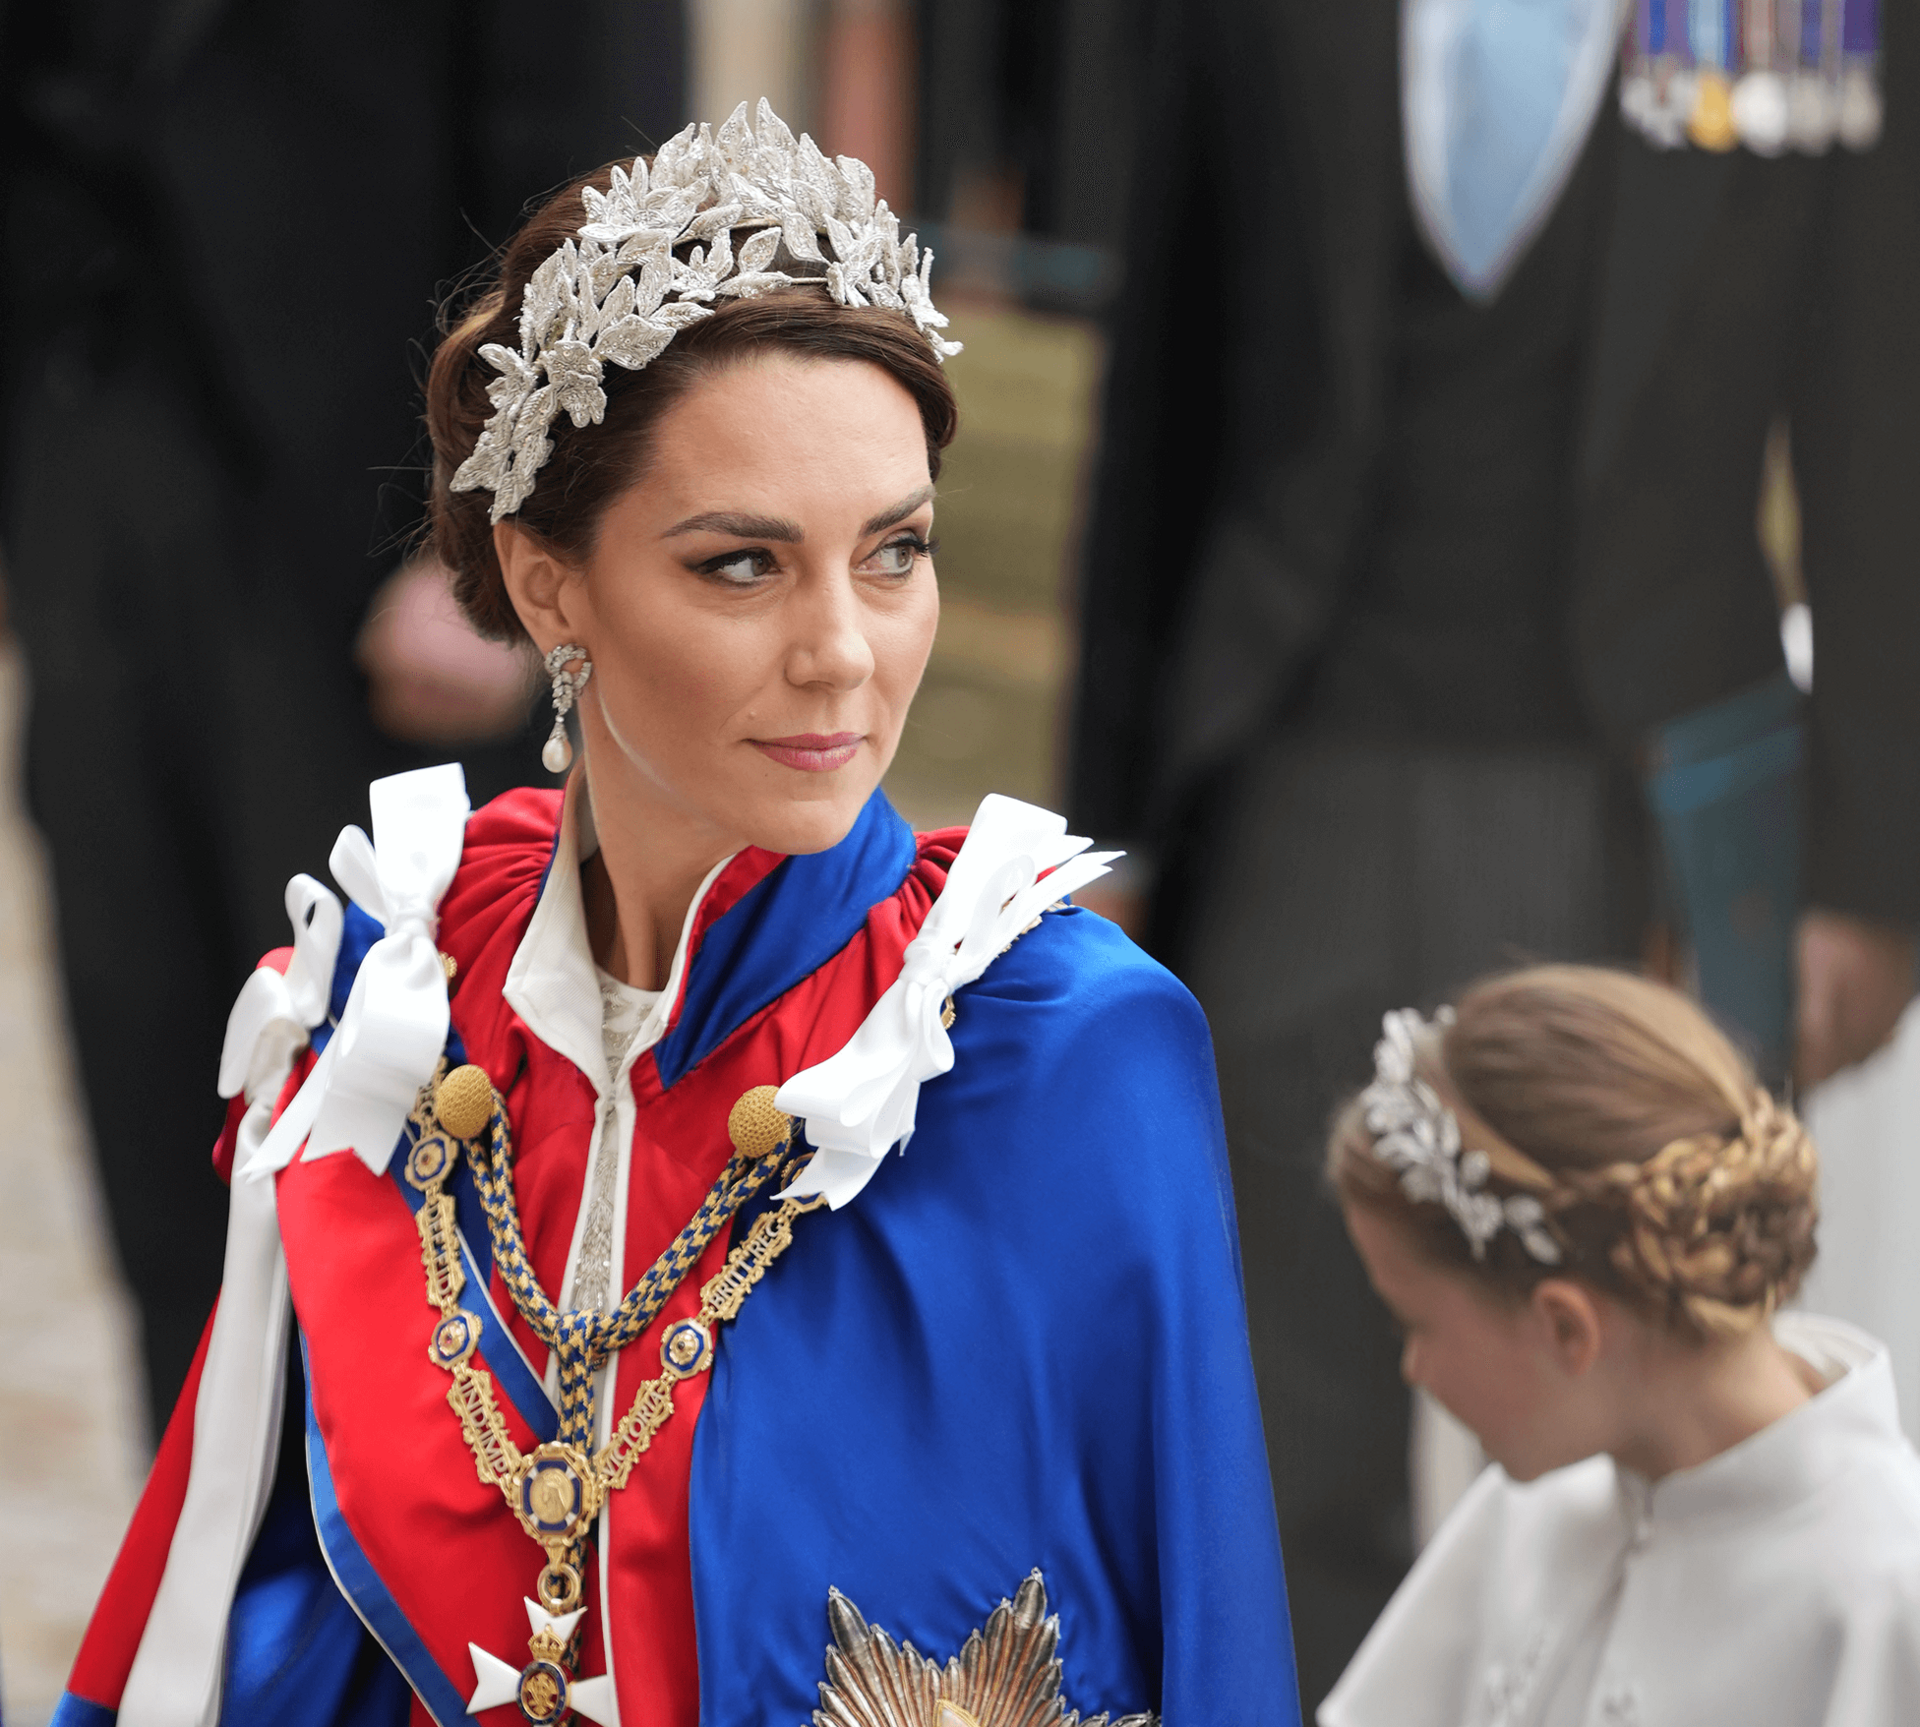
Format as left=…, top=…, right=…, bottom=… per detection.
left=508, top=351, right=940, bottom=859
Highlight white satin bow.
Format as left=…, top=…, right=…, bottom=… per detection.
left=776, top=794, right=1120, bottom=1209
left=216, top=874, right=344, bottom=1107
left=242, top=764, right=471, bottom=1180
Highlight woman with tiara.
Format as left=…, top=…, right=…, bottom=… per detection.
left=1322, top=966, right=1920, bottom=1726
left=51, top=104, right=1296, bottom=1727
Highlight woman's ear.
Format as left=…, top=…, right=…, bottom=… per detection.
left=493, top=520, right=587, bottom=652
left=1531, top=1278, right=1604, bottom=1378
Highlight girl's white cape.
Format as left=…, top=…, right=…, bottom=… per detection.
left=1322, top=1313, right=1920, bottom=1727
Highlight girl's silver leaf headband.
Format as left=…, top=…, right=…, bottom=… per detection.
left=450, top=98, right=960, bottom=523
left=1363, top=1008, right=1562, bottom=1265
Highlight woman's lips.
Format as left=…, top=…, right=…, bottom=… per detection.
left=751, top=732, right=865, bottom=773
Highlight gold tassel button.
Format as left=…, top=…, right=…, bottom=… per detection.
left=727, top=1086, right=794, bottom=1160
left=436, top=1064, right=496, bottom=1141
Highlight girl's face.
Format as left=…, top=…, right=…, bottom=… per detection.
left=508, top=351, right=940, bottom=860
left=1345, top=1203, right=1616, bottom=1482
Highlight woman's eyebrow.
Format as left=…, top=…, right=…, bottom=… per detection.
left=661, top=486, right=934, bottom=543
left=662, top=509, right=804, bottom=541
left=861, top=485, right=935, bottom=536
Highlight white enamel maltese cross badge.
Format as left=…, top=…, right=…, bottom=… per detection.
left=467, top=1597, right=619, bottom=1725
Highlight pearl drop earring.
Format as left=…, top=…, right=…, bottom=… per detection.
left=541, top=644, right=592, bottom=774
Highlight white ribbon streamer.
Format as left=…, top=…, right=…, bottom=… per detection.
left=777, top=794, right=1120, bottom=1209
left=123, top=870, right=345, bottom=1723
left=243, top=764, right=471, bottom=1179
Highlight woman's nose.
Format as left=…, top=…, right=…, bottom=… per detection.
left=785, top=570, right=875, bottom=690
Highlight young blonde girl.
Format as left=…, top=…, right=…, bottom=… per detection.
left=1322, top=964, right=1920, bottom=1727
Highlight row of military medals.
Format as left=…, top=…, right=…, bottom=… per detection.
left=408, top=1062, right=812, bottom=1724
left=1622, top=0, right=1883, bottom=154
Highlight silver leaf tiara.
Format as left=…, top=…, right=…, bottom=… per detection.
left=1362, top=1008, right=1562, bottom=1265
left=450, top=98, right=961, bottom=523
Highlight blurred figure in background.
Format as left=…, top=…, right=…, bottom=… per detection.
left=1071, top=0, right=1920, bottom=1709
left=913, top=0, right=1150, bottom=260
left=0, top=0, right=685, bottom=1433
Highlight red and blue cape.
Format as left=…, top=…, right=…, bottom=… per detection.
left=56, top=784, right=1298, bottom=1725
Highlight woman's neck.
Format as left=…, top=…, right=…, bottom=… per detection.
left=1609, top=1323, right=1822, bottom=1480
left=578, top=766, right=744, bottom=992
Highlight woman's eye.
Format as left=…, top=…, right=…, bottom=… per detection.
left=859, top=534, right=933, bottom=578
left=700, top=548, right=777, bottom=586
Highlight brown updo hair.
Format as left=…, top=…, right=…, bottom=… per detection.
left=1328, top=966, right=1819, bottom=1343
left=425, top=162, right=961, bottom=642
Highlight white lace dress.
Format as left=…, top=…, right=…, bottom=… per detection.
left=561, top=965, right=661, bottom=1317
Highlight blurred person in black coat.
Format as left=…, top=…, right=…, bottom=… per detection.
left=1070, top=0, right=1920, bottom=1709
left=0, top=0, right=684, bottom=1434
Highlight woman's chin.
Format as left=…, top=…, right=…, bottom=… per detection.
left=737, top=775, right=883, bottom=858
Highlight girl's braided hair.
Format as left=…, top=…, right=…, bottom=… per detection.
left=1327, top=965, right=1819, bottom=1341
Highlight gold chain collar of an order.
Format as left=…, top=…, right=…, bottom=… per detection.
left=403, top=1063, right=822, bottom=1722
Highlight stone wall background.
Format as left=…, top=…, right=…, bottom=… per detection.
left=0, top=642, right=146, bottom=1727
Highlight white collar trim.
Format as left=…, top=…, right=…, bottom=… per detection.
left=1615, top=1312, right=1903, bottom=1527
left=503, top=773, right=733, bottom=1090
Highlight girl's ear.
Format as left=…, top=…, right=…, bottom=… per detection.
left=1531, top=1278, right=1604, bottom=1378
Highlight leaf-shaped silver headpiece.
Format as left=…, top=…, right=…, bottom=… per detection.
left=451, top=98, right=962, bottom=523
left=1362, top=1008, right=1562, bottom=1265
